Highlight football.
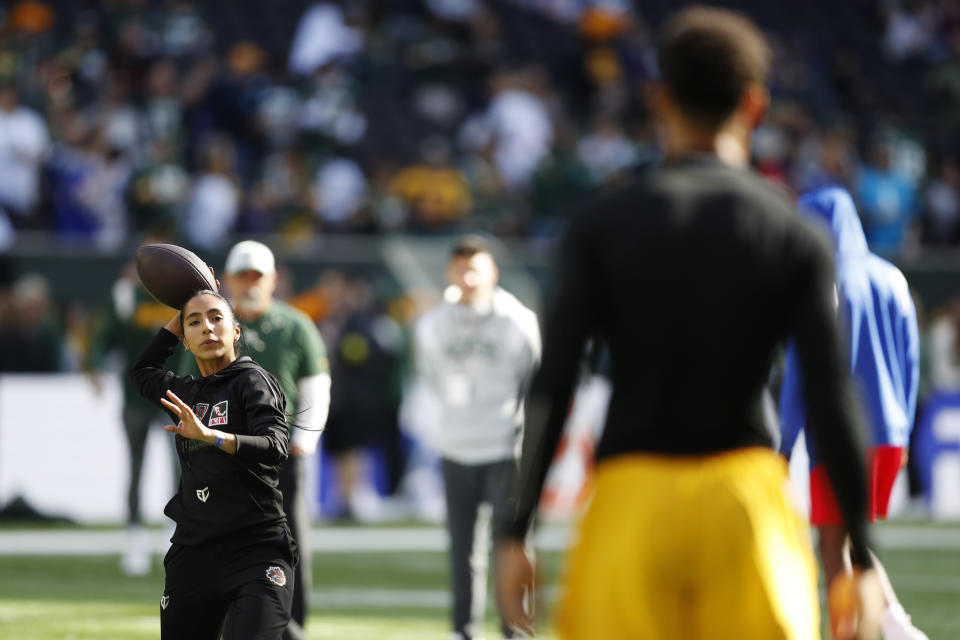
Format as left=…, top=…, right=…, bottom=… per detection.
left=135, top=244, right=218, bottom=309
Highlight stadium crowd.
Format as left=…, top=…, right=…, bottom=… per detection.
left=1, top=0, right=960, bottom=518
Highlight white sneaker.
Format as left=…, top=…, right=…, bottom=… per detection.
left=349, top=485, right=386, bottom=523
left=121, top=525, right=150, bottom=576
left=881, top=603, right=930, bottom=640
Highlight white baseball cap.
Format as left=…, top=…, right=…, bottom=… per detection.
left=225, top=240, right=276, bottom=276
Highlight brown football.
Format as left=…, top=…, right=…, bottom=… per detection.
left=135, top=244, right=217, bottom=309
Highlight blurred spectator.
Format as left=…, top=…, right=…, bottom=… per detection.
left=884, top=0, right=937, bottom=61
left=288, top=2, right=363, bottom=77
left=182, top=134, right=239, bottom=248
left=244, top=146, right=313, bottom=236
left=387, top=134, right=472, bottom=230
left=155, top=0, right=212, bottom=60
left=322, top=276, right=408, bottom=521
left=46, top=110, right=131, bottom=246
left=921, top=156, right=960, bottom=243
left=0, top=79, right=49, bottom=223
left=142, top=59, right=183, bottom=145
left=575, top=112, right=637, bottom=184
left=0, top=272, right=64, bottom=372
left=312, top=154, right=369, bottom=232
left=529, top=120, right=593, bottom=235
left=127, top=136, right=188, bottom=234
left=298, top=63, right=367, bottom=150
left=0, top=207, right=15, bottom=249
left=461, top=64, right=553, bottom=192
left=854, top=139, right=919, bottom=255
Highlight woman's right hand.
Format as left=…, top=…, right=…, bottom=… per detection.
left=164, top=313, right=183, bottom=339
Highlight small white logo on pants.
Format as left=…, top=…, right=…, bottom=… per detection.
left=160, top=594, right=170, bottom=610
left=266, top=566, right=286, bottom=586
left=196, top=486, right=210, bottom=503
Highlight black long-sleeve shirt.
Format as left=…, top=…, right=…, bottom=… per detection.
left=129, top=328, right=291, bottom=546
left=504, top=154, right=873, bottom=567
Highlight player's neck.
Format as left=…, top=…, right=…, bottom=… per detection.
left=665, top=120, right=750, bottom=168
left=196, top=353, right=236, bottom=377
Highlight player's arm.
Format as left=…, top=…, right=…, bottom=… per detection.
left=291, top=317, right=331, bottom=455
left=495, top=220, right=597, bottom=634
left=500, top=221, right=597, bottom=542
left=128, top=316, right=190, bottom=416
left=788, top=238, right=873, bottom=569
left=232, top=371, right=290, bottom=466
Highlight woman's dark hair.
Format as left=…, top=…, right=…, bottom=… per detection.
left=180, top=289, right=245, bottom=353
left=657, top=6, right=771, bottom=128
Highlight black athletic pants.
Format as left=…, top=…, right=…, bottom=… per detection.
left=161, top=533, right=295, bottom=640
left=442, top=457, right=516, bottom=640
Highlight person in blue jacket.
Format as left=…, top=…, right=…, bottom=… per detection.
left=779, top=186, right=927, bottom=640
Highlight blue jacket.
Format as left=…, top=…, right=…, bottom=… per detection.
left=779, top=187, right=920, bottom=465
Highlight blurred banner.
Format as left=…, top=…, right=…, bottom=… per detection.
left=915, top=392, right=960, bottom=518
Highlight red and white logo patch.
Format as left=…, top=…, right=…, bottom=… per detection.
left=265, top=566, right=286, bottom=587
left=209, top=401, right=228, bottom=426
left=193, top=403, right=209, bottom=420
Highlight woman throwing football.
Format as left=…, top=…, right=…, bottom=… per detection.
left=129, top=287, right=296, bottom=639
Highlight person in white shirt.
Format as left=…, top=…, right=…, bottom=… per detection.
left=414, top=235, right=540, bottom=640
left=0, top=81, right=49, bottom=219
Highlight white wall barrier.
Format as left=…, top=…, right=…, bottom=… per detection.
left=0, top=374, right=176, bottom=524
left=0, top=374, right=952, bottom=524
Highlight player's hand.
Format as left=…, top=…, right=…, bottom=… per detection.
left=161, top=389, right=212, bottom=442
left=290, top=444, right=307, bottom=457
left=495, top=539, right=536, bottom=637
left=828, top=568, right=884, bottom=640
left=208, top=266, right=220, bottom=291
left=163, top=313, right=183, bottom=338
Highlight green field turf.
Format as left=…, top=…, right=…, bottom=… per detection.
left=0, top=523, right=956, bottom=639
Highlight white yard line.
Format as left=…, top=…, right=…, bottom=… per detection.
left=0, top=523, right=955, bottom=555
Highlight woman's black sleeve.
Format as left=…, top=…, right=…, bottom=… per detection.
left=128, top=328, right=192, bottom=419
left=234, top=370, right=289, bottom=467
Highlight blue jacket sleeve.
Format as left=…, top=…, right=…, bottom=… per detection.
left=778, top=341, right=807, bottom=459
left=904, top=294, right=920, bottom=432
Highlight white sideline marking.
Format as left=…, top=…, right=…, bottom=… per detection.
left=310, top=585, right=562, bottom=610
left=0, top=523, right=955, bottom=555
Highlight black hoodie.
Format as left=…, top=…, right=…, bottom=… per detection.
left=130, top=328, right=290, bottom=546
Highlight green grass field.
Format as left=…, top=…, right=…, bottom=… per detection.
left=0, top=522, right=957, bottom=639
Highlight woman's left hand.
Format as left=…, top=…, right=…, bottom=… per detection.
left=161, top=389, right=212, bottom=441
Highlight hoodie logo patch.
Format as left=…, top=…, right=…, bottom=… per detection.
left=266, top=566, right=287, bottom=586
left=196, top=486, right=210, bottom=503
left=209, top=401, right=228, bottom=426
left=160, top=594, right=170, bottom=610
left=193, top=403, right=209, bottom=420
